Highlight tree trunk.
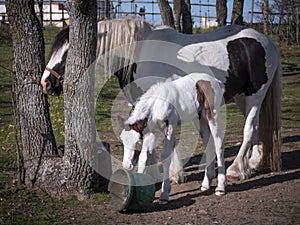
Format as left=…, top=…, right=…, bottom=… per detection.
left=157, top=0, right=175, bottom=28
left=173, top=0, right=181, bottom=31
left=231, top=0, right=244, bottom=25
left=181, top=0, right=193, bottom=34
left=263, top=0, right=269, bottom=35
left=216, top=0, right=227, bottom=26
left=63, top=0, right=100, bottom=200
left=7, top=0, right=102, bottom=200
left=6, top=0, right=57, bottom=186
left=37, top=0, right=43, bottom=26
left=297, top=0, right=300, bottom=45
left=173, top=0, right=192, bottom=33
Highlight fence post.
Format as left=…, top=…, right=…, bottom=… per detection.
left=50, top=0, right=53, bottom=26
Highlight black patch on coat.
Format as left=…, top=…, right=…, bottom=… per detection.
left=114, top=63, right=137, bottom=89
left=114, top=63, right=144, bottom=104
left=50, top=26, right=69, bottom=56
left=224, top=37, right=268, bottom=102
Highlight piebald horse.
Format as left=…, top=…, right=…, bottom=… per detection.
left=120, top=73, right=225, bottom=202
left=41, top=17, right=281, bottom=184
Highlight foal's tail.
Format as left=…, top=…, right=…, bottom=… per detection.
left=259, top=63, right=282, bottom=171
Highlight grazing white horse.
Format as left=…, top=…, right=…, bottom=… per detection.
left=120, top=72, right=225, bottom=203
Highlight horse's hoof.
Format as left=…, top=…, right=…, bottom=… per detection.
left=215, top=190, right=226, bottom=196
left=226, top=174, right=240, bottom=181
left=159, top=199, right=169, bottom=205
left=200, top=186, right=209, bottom=192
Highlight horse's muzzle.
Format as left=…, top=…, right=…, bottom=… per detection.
left=122, top=160, right=134, bottom=171
left=41, top=78, right=48, bottom=94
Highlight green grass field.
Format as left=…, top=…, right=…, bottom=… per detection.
left=0, top=25, right=300, bottom=224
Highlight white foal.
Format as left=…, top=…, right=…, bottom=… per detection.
left=120, top=72, right=225, bottom=204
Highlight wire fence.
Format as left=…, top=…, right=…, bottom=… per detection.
left=0, top=0, right=217, bottom=28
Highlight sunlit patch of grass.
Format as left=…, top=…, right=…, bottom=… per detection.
left=282, top=74, right=300, bottom=131
left=43, top=26, right=63, bottom=61
left=91, top=192, right=110, bottom=204
left=48, top=95, right=65, bottom=147
left=95, top=76, right=123, bottom=149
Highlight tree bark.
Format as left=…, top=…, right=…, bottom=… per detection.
left=231, top=0, right=244, bottom=25
left=173, top=0, right=192, bottom=33
left=263, top=0, right=269, bottom=35
left=37, top=0, right=44, bottom=26
left=216, top=0, right=227, bottom=26
left=63, top=0, right=100, bottom=200
left=157, top=0, right=175, bottom=28
left=7, top=0, right=102, bottom=200
left=173, top=0, right=181, bottom=31
left=181, top=0, right=193, bottom=34
left=297, top=0, right=300, bottom=45
left=6, top=0, right=57, bottom=187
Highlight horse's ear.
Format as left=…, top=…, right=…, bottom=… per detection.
left=143, top=118, right=148, bottom=128
left=196, top=80, right=215, bottom=121
left=125, top=124, right=131, bottom=131
left=133, top=63, right=137, bottom=73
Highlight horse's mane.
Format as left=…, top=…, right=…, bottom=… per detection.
left=96, top=17, right=154, bottom=80
left=50, top=26, right=69, bottom=56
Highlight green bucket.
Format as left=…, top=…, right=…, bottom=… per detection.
left=108, top=169, right=155, bottom=212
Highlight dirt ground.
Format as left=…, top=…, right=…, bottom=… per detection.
left=89, top=126, right=300, bottom=225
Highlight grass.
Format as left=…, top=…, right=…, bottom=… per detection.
left=0, top=24, right=300, bottom=224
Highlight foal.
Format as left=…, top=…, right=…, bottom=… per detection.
left=120, top=72, right=225, bottom=203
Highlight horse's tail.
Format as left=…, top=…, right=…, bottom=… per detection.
left=259, top=63, right=282, bottom=171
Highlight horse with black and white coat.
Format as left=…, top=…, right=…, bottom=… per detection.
left=41, top=17, right=282, bottom=183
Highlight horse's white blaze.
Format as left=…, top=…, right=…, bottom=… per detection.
left=41, top=42, right=69, bottom=83
left=120, top=129, right=141, bottom=170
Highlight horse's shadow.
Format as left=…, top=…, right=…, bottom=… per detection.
left=148, top=135, right=300, bottom=212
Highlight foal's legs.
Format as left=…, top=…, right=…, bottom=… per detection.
left=159, top=123, right=177, bottom=204
left=196, top=117, right=216, bottom=191
left=197, top=110, right=225, bottom=195
left=207, top=117, right=226, bottom=195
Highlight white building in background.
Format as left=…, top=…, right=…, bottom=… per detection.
left=0, top=3, right=7, bottom=23
left=0, top=1, right=69, bottom=27
left=201, top=17, right=218, bottom=28
left=39, top=2, right=69, bottom=27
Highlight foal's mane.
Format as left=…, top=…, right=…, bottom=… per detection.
left=126, top=81, right=173, bottom=125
